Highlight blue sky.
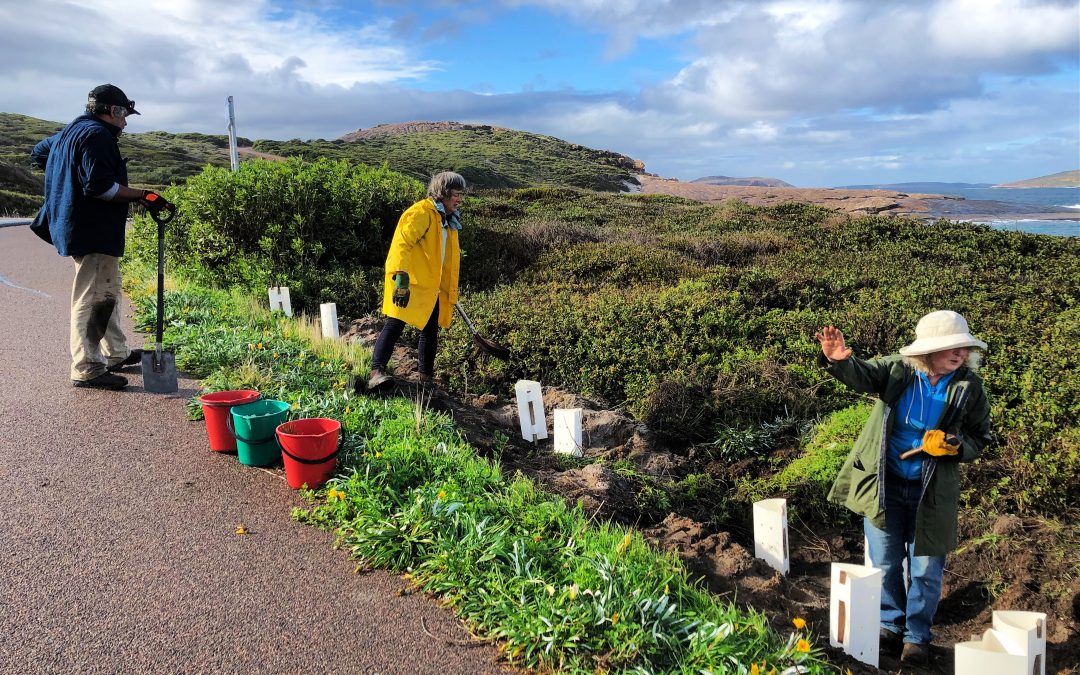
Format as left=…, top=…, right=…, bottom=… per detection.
left=1, top=0, right=1077, bottom=187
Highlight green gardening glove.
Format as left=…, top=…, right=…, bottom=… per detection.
left=392, top=272, right=410, bottom=308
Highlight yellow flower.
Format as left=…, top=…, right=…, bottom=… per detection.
left=273, top=352, right=279, bottom=359
left=750, top=664, right=760, bottom=675
left=664, top=583, right=669, bottom=595
left=795, top=639, right=811, bottom=653
left=344, top=406, right=350, bottom=414
left=257, top=342, right=263, bottom=350
left=792, top=617, right=806, bottom=630
left=616, top=532, right=632, bottom=553
left=235, top=524, right=249, bottom=535
left=375, top=451, right=382, bottom=458
left=610, top=612, right=620, bottom=625
left=568, top=584, right=578, bottom=600
left=438, top=490, right=447, bottom=500
left=545, top=584, right=555, bottom=596
left=327, top=488, right=344, bottom=502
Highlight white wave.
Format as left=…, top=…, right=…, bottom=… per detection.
left=1061, top=203, right=1080, bottom=210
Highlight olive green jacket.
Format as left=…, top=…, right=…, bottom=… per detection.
left=825, top=354, right=992, bottom=556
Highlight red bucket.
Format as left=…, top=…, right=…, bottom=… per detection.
left=276, top=418, right=341, bottom=489
left=198, top=390, right=260, bottom=452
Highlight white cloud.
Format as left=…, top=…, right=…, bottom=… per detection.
left=1, top=0, right=1075, bottom=187
left=732, top=121, right=781, bottom=142
left=928, top=0, right=1079, bottom=61
left=0, top=0, right=435, bottom=126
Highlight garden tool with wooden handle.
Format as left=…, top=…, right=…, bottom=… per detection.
left=900, top=429, right=961, bottom=460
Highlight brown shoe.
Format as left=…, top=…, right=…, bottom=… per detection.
left=880, top=628, right=904, bottom=656
left=72, top=372, right=128, bottom=390
left=367, top=368, right=392, bottom=391
left=900, top=642, right=930, bottom=666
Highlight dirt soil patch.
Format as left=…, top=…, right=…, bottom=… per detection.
left=345, top=318, right=1080, bottom=674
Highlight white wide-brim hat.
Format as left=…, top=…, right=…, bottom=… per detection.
left=899, top=310, right=987, bottom=356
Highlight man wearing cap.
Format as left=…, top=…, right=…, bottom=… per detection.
left=30, top=84, right=172, bottom=390
left=815, top=311, right=992, bottom=666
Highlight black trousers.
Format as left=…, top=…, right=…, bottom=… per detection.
left=371, top=300, right=439, bottom=375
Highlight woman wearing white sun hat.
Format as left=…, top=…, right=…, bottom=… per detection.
left=815, top=310, right=992, bottom=666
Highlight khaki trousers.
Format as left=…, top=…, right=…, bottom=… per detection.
left=70, top=253, right=131, bottom=381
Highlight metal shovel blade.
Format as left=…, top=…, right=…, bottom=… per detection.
left=472, top=334, right=511, bottom=361
left=142, top=349, right=178, bottom=393
left=455, top=304, right=511, bottom=360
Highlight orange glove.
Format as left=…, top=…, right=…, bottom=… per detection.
left=921, top=429, right=961, bottom=458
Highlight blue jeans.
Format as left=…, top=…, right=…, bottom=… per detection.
left=863, top=475, right=946, bottom=645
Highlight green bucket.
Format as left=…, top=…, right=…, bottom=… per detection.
left=229, top=399, right=290, bottom=466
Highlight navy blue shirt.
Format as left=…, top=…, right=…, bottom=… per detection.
left=31, top=115, right=129, bottom=257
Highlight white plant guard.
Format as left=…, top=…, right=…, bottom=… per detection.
left=829, top=562, right=881, bottom=668
left=320, top=302, right=339, bottom=339
left=268, top=286, right=292, bottom=316
left=515, top=380, right=547, bottom=442
left=955, top=628, right=1032, bottom=675
left=752, top=498, right=789, bottom=576
left=553, top=408, right=583, bottom=457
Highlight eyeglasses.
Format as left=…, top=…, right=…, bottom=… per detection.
left=450, top=190, right=466, bottom=198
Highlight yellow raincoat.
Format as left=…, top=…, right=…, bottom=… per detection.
left=381, top=198, right=460, bottom=329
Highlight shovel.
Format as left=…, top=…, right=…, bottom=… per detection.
left=455, top=304, right=511, bottom=360
left=141, top=205, right=178, bottom=393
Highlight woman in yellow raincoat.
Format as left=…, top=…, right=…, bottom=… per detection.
left=367, top=171, right=464, bottom=390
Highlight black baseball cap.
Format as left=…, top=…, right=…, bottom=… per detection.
left=88, top=84, right=140, bottom=115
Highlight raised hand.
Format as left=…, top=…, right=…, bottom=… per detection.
left=814, top=325, right=852, bottom=362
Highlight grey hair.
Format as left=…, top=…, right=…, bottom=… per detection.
left=903, top=350, right=983, bottom=374
left=427, top=171, right=467, bottom=201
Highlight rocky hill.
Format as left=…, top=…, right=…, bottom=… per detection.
left=256, top=121, right=644, bottom=192
left=341, top=120, right=503, bottom=141
left=0, top=113, right=647, bottom=213
left=691, top=175, right=793, bottom=188
left=0, top=112, right=244, bottom=215
left=994, top=169, right=1080, bottom=188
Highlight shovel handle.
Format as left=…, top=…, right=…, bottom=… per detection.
left=156, top=215, right=165, bottom=345
left=900, top=448, right=924, bottom=460
left=454, top=303, right=479, bottom=335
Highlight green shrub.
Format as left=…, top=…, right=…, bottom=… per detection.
left=739, top=403, right=871, bottom=520
left=126, top=158, right=423, bottom=318
left=522, top=242, right=704, bottom=287
left=0, top=188, right=39, bottom=216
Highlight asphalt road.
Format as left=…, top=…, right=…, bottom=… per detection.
left=0, top=225, right=510, bottom=673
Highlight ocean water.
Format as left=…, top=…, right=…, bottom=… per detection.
left=891, top=184, right=1080, bottom=210
left=885, top=185, right=1079, bottom=237
left=979, top=219, right=1079, bottom=237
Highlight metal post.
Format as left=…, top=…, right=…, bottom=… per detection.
left=226, top=96, right=239, bottom=171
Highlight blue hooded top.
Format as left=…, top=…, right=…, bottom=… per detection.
left=30, top=114, right=130, bottom=257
